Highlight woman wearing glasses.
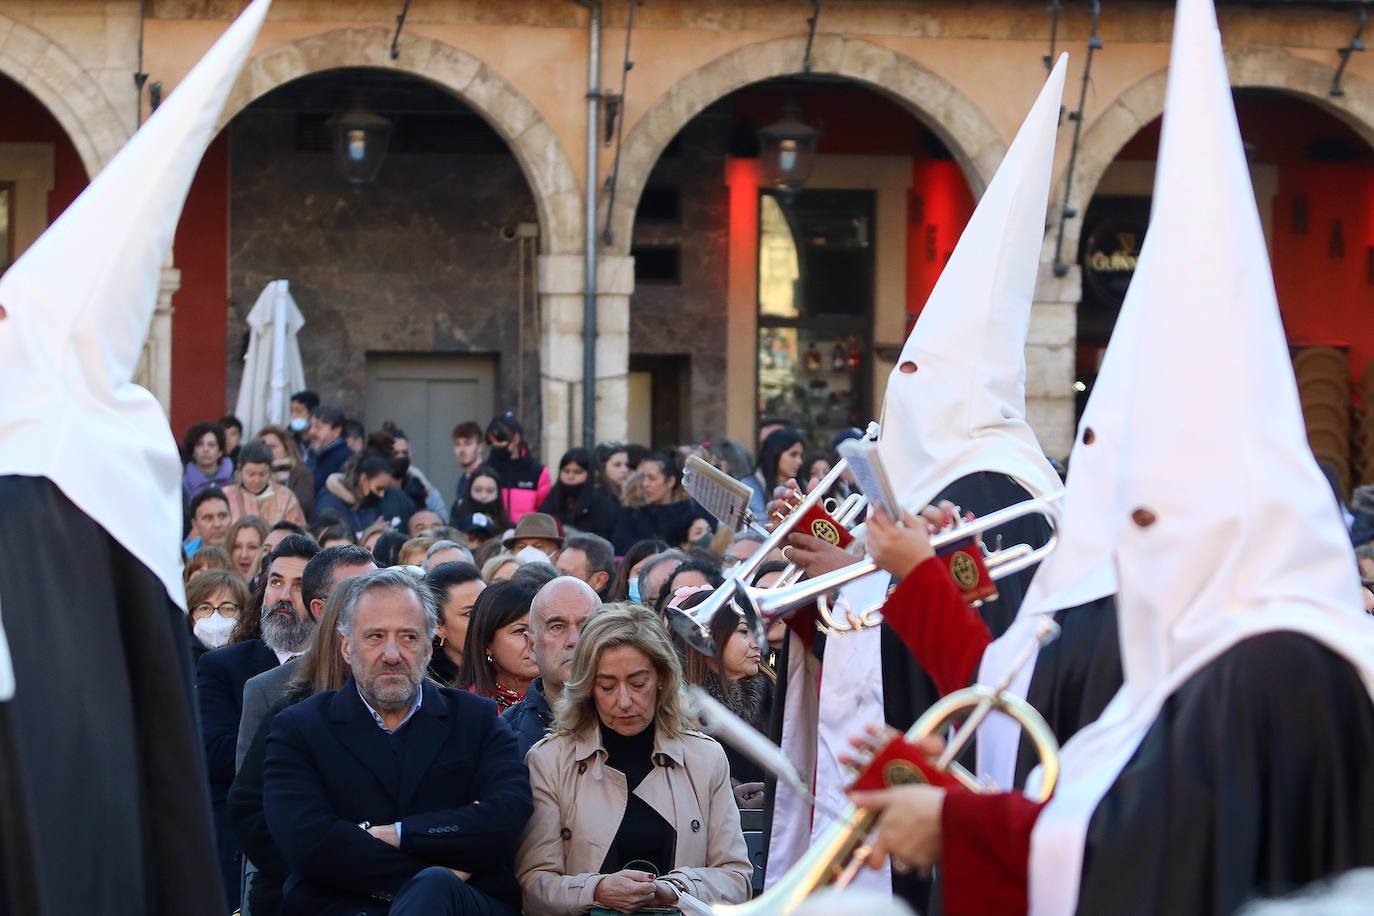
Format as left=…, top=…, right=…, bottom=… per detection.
left=185, top=569, right=250, bottom=660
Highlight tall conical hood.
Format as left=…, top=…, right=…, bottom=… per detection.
left=878, top=54, right=1068, bottom=511
left=0, top=0, right=272, bottom=608
left=1106, top=0, right=1361, bottom=699
left=972, top=262, right=1141, bottom=790
left=1028, top=2, right=1371, bottom=911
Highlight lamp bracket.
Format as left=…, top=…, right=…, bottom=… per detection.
left=802, top=0, right=821, bottom=73
left=1331, top=5, right=1368, bottom=98
left=1051, top=0, right=1102, bottom=278
left=391, top=0, right=413, bottom=61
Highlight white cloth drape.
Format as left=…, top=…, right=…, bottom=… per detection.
left=234, top=279, right=306, bottom=438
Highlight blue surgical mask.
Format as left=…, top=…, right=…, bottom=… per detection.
left=288, top=417, right=308, bottom=432
left=628, top=580, right=642, bottom=605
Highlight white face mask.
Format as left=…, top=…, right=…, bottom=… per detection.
left=288, top=417, right=309, bottom=432
left=193, top=614, right=236, bottom=650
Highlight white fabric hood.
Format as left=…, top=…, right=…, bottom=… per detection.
left=973, top=238, right=1142, bottom=790
left=878, top=55, right=1067, bottom=512
left=1027, top=1, right=1373, bottom=912
left=0, top=0, right=272, bottom=612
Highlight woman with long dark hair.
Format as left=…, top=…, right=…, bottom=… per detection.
left=459, top=578, right=539, bottom=712
left=538, top=448, right=619, bottom=541
left=743, top=428, right=804, bottom=521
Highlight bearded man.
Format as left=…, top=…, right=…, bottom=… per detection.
left=197, top=532, right=321, bottom=908
left=263, top=568, right=531, bottom=915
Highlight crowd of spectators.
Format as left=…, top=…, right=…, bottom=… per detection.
left=179, top=398, right=873, bottom=914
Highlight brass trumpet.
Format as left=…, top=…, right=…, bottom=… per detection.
left=713, top=619, right=1062, bottom=914
left=735, top=492, right=1063, bottom=647
left=666, top=423, right=879, bottom=655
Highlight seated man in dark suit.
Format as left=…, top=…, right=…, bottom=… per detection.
left=264, top=568, right=532, bottom=915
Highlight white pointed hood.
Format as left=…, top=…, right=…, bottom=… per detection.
left=0, top=0, right=272, bottom=610
left=878, top=54, right=1067, bottom=512
left=1027, top=1, right=1373, bottom=912
left=972, top=240, right=1142, bottom=790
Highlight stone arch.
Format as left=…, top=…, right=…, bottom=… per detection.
left=607, top=34, right=1008, bottom=255
left=220, top=28, right=582, bottom=255
left=0, top=15, right=129, bottom=176
left=1057, top=45, right=1374, bottom=259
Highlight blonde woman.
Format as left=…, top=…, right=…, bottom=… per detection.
left=517, top=603, right=751, bottom=915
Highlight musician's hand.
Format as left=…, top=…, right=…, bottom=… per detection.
left=733, top=781, right=766, bottom=809
left=839, top=729, right=942, bottom=776
left=784, top=533, right=854, bottom=576
left=447, top=868, right=472, bottom=882
left=848, top=784, right=948, bottom=872
left=837, top=723, right=902, bottom=776
left=593, top=870, right=658, bottom=912
left=866, top=504, right=937, bottom=580
left=765, top=479, right=804, bottom=531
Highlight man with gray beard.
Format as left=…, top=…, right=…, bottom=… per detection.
left=265, top=569, right=530, bottom=914
left=198, top=533, right=321, bottom=908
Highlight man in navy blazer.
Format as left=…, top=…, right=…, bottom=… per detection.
left=264, top=568, right=531, bottom=915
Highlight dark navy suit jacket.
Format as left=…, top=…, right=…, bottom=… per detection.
left=264, top=678, right=532, bottom=915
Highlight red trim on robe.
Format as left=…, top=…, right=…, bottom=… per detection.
left=882, top=557, right=993, bottom=696
left=941, top=790, right=1045, bottom=916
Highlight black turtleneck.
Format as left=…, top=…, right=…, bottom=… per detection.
left=598, top=721, right=676, bottom=876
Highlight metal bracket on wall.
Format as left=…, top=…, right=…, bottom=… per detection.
left=1331, top=5, right=1367, bottom=97
left=1051, top=0, right=1103, bottom=278
left=1044, top=0, right=1062, bottom=71
left=391, top=0, right=413, bottom=61
left=601, top=0, right=641, bottom=247
left=803, top=0, right=822, bottom=73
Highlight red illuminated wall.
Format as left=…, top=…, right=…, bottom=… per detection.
left=169, top=132, right=230, bottom=434
left=908, top=160, right=976, bottom=323
left=0, top=76, right=88, bottom=228
left=1115, top=93, right=1374, bottom=383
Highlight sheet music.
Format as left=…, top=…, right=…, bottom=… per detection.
left=681, top=455, right=755, bottom=533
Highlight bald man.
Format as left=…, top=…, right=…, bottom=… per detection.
left=503, top=577, right=602, bottom=755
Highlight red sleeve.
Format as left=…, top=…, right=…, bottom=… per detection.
left=940, top=790, right=1045, bottom=916
left=882, top=557, right=992, bottom=696
left=782, top=601, right=821, bottom=652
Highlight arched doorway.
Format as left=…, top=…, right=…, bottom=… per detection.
left=1074, top=88, right=1374, bottom=493
left=173, top=62, right=556, bottom=503
left=610, top=36, right=994, bottom=449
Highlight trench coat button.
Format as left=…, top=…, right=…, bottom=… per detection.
left=691, top=819, right=701, bottom=832
left=561, top=827, right=572, bottom=840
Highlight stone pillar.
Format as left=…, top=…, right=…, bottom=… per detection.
left=537, top=253, right=634, bottom=462
left=135, top=261, right=180, bottom=415
left=1026, top=260, right=1079, bottom=460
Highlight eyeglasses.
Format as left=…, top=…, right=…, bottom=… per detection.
left=191, top=602, right=240, bottom=619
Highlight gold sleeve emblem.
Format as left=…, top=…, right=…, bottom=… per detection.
left=948, top=550, right=981, bottom=590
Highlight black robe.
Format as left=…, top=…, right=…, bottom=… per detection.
left=1014, top=594, right=1123, bottom=787
left=1079, top=631, right=1374, bottom=913
left=0, top=477, right=224, bottom=914
left=881, top=470, right=1053, bottom=733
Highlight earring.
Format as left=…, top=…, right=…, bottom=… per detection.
left=486, top=652, right=494, bottom=663
left=438, top=635, right=446, bottom=647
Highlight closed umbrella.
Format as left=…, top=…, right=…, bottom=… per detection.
left=234, top=278, right=306, bottom=436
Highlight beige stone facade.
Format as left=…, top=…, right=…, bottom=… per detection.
left=2, top=0, right=1373, bottom=458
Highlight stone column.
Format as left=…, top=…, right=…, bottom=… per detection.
left=135, top=260, right=180, bottom=415
left=537, top=253, right=634, bottom=462
left=1026, top=260, right=1079, bottom=461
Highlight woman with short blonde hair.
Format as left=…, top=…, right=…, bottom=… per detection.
left=518, top=603, right=751, bottom=916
